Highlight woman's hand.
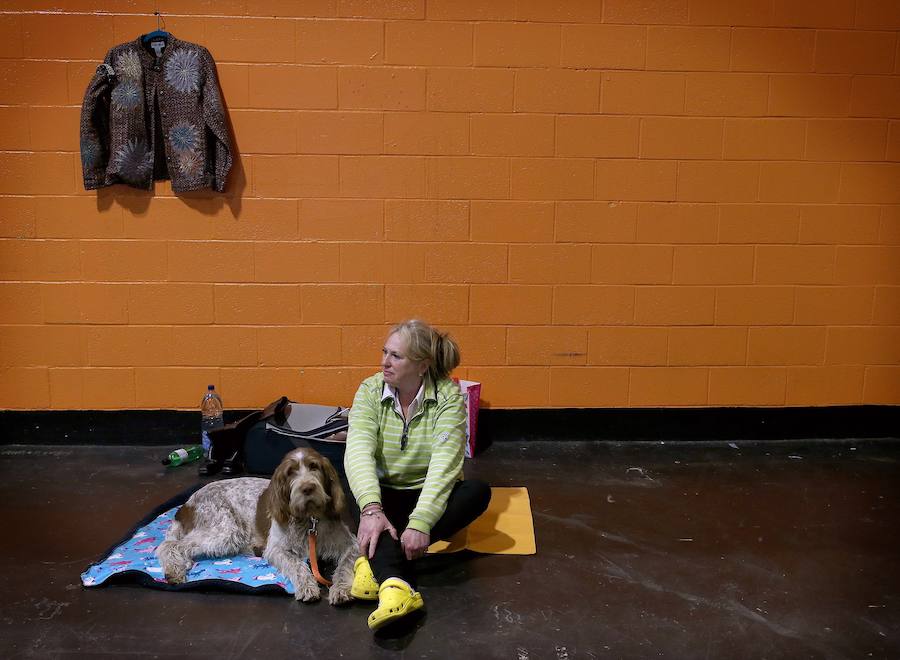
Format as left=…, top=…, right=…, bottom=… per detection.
left=400, top=528, right=430, bottom=561
left=357, top=507, right=398, bottom=559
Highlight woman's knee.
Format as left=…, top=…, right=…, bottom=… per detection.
left=461, top=479, right=491, bottom=516
left=477, top=480, right=492, bottom=513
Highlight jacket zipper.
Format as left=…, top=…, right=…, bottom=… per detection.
left=394, top=381, right=436, bottom=450
left=399, top=404, right=427, bottom=451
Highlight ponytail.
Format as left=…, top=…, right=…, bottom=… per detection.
left=430, top=331, right=460, bottom=382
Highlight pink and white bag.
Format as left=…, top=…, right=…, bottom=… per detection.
left=455, top=379, right=482, bottom=458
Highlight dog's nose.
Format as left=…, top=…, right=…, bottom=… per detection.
left=302, top=484, right=315, bottom=496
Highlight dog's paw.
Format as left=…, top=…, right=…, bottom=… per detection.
left=294, top=580, right=321, bottom=603
left=328, top=586, right=353, bottom=606
left=158, top=559, right=188, bottom=585
left=164, top=571, right=187, bottom=585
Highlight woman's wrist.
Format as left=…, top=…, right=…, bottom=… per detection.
left=361, top=503, right=383, bottom=517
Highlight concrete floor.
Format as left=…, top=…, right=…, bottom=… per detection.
left=0, top=439, right=898, bottom=659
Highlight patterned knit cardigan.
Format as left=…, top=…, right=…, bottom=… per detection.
left=80, top=36, right=233, bottom=193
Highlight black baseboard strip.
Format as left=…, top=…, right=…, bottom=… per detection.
left=1, top=406, right=897, bottom=446
left=0, top=409, right=255, bottom=446
left=476, top=405, right=899, bottom=444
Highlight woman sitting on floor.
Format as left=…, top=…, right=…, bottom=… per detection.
left=345, top=319, right=491, bottom=631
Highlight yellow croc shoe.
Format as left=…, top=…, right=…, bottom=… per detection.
left=351, top=556, right=379, bottom=600
left=367, top=578, right=424, bottom=631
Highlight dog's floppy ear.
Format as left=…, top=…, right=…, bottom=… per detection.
left=323, top=457, right=346, bottom=518
left=266, top=455, right=294, bottom=526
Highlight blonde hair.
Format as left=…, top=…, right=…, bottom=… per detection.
left=388, top=319, right=460, bottom=382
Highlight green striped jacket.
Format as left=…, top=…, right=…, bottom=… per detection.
left=344, top=372, right=466, bottom=534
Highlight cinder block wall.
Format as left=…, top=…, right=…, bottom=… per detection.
left=0, top=1, right=898, bottom=410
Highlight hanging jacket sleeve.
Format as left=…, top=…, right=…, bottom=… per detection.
left=79, top=55, right=115, bottom=190
left=200, top=49, right=233, bottom=193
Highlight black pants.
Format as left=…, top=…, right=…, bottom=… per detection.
left=354, top=480, right=492, bottom=586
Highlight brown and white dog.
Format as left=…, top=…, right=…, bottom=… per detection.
left=155, top=447, right=356, bottom=604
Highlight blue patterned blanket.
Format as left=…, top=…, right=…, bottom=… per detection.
left=81, top=486, right=296, bottom=594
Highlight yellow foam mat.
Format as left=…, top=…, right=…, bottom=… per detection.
left=428, top=487, right=536, bottom=555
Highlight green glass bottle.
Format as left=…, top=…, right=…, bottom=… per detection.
left=161, top=445, right=204, bottom=467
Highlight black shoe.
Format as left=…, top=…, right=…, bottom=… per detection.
left=221, top=451, right=244, bottom=476
left=198, top=458, right=222, bottom=476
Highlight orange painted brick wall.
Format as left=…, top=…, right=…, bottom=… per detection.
left=1, top=1, right=899, bottom=410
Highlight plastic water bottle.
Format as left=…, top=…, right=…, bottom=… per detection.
left=162, top=445, right=204, bottom=467
left=200, top=384, right=224, bottom=457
